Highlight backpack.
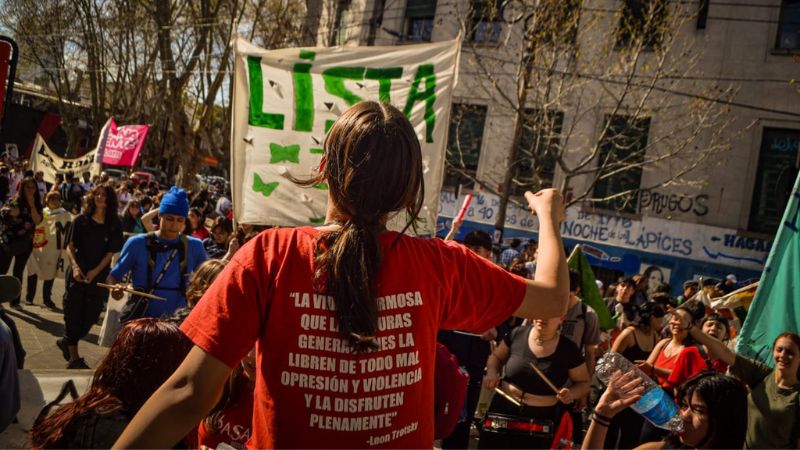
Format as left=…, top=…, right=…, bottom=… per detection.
left=144, top=232, right=189, bottom=292
left=434, top=342, right=470, bottom=439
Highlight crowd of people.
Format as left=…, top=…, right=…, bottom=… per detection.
left=0, top=101, right=796, bottom=449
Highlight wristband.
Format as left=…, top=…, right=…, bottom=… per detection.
left=591, top=413, right=611, bottom=427
left=593, top=411, right=613, bottom=423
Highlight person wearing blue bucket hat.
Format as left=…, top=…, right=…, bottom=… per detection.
left=106, top=187, right=207, bottom=322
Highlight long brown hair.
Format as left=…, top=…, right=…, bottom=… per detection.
left=30, top=319, right=191, bottom=448
left=14, top=176, right=43, bottom=214
left=86, top=182, right=120, bottom=225
left=294, top=101, right=424, bottom=352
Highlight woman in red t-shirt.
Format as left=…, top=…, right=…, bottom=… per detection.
left=113, top=101, right=572, bottom=449
left=636, top=300, right=705, bottom=442
left=189, top=207, right=209, bottom=240
left=665, top=313, right=730, bottom=392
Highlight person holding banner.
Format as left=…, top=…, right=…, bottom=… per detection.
left=0, top=176, right=43, bottom=308
left=26, top=191, right=71, bottom=310
left=58, top=184, right=123, bottom=369
left=112, top=101, right=569, bottom=449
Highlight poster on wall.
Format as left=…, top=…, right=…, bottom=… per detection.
left=638, top=264, right=673, bottom=298
left=230, top=36, right=461, bottom=233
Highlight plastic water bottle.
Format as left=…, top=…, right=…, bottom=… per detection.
left=595, top=352, right=684, bottom=433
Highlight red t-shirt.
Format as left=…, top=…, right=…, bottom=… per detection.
left=666, top=346, right=729, bottom=390
left=197, top=377, right=255, bottom=449
left=181, top=227, right=526, bottom=448
left=193, top=226, right=210, bottom=241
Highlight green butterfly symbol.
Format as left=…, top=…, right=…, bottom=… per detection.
left=253, top=173, right=279, bottom=197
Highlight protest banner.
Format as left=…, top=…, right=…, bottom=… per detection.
left=29, top=134, right=98, bottom=183
left=568, top=245, right=615, bottom=330
left=736, top=172, right=800, bottom=365
left=94, top=118, right=150, bottom=167
left=28, top=207, right=73, bottom=280
left=230, top=36, right=460, bottom=233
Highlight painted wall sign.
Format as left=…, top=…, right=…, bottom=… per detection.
left=438, top=191, right=771, bottom=271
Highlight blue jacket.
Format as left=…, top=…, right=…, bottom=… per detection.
left=110, top=233, right=207, bottom=318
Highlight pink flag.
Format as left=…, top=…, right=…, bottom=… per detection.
left=98, top=118, right=150, bottom=167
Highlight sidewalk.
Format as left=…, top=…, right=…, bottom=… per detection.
left=1, top=276, right=107, bottom=448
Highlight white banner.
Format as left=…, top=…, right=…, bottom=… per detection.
left=29, top=134, right=99, bottom=183
left=231, top=37, right=461, bottom=233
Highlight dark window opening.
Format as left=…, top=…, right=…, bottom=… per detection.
left=592, top=115, right=651, bottom=213
left=511, top=109, right=564, bottom=197
left=749, top=127, right=800, bottom=234
left=444, top=103, right=488, bottom=189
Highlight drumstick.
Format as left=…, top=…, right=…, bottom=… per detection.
left=493, top=387, right=522, bottom=407
left=529, top=362, right=560, bottom=395
left=96, top=283, right=167, bottom=301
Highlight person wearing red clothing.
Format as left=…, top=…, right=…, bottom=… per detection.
left=112, top=101, right=570, bottom=449
left=665, top=313, right=730, bottom=391
left=189, top=207, right=209, bottom=240
left=196, top=350, right=256, bottom=449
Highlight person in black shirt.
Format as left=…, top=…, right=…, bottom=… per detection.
left=59, top=173, right=85, bottom=214
left=202, top=217, right=233, bottom=260
left=58, top=183, right=123, bottom=369
left=480, top=319, right=589, bottom=449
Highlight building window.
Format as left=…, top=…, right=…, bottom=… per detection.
left=616, top=0, right=668, bottom=49
left=749, top=128, right=800, bottom=234
left=405, top=0, right=437, bottom=42
left=470, top=0, right=502, bottom=44
left=444, top=104, right=488, bottom=189
left=776, top=0, right=800, bottom=50
left=511, top=109, right=564, bottom=197
left=534, top=0, right=581, bottom=46
left=592, top=115, right=651, bottom=213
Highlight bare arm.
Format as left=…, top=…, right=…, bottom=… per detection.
left=515, top=190, right=568, bottom=320
left=639, top=339, right=671, bottom=380
left=562, top=364, right=591, bottom=402
left=583, top=370, right=644, bottom=450
left=443, top=221, right=461, bottom=242
left=687, top=325, right=736, bottom=366
left=584, top=344, right=597, bottom=376
left=113, top=346, right=232, bottom=449
left=66, top=242, right=84, bottom=282
left=141, top=209, right=158, bottom=232
left=611, top=328, right=634, bottom=354
left=483, top=341, right=511, bottom=390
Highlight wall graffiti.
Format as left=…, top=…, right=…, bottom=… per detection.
left=638, top=191, right=709, bottom=216
left=438, top=191, right=772, bottom=271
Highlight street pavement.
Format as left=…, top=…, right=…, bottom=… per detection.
left=1, top=276, right=105, bottom=448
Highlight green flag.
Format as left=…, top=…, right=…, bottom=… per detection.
left=736, top=172, right=800, bottom=365
left=568, top=245, right=615, bottom=330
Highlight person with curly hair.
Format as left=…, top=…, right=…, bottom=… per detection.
left=57, top=183, right=123, bottom=369
left=31, top=319, right=191, bottom=448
